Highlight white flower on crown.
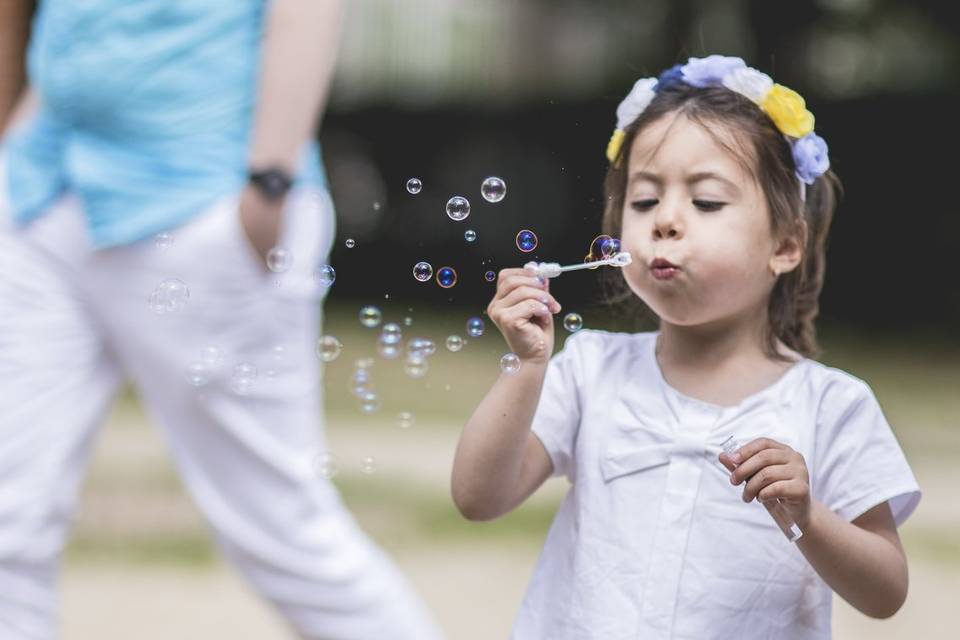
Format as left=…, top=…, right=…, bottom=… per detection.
left=615, top=78, right=658, bottom=131
left=721, top=67, right=774, bottom=105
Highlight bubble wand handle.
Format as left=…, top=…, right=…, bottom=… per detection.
left=525, top=252, right=633, bottom=279
left=720, top=435, right=803, bottom=543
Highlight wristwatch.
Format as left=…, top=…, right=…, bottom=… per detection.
left=248, top=167, right=293, bottom=202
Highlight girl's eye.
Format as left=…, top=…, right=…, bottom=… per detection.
left=693, top=200, right=725, bottom=212
left=630, top=199, right=658, bottom=212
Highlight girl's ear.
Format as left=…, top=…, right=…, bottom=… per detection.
left=769, top=218, right=807, bottom=276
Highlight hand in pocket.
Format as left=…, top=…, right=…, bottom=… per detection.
left=237, top=184, right=285, bottom=270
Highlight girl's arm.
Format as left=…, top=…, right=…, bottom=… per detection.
left=723, top=439, right=908, bottom=619
left=451, top=268, right=562, bottom=521
left=797, top=499, right=907, bottom=619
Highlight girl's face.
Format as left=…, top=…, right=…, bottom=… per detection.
left=619, top=113, right=797, bottom=327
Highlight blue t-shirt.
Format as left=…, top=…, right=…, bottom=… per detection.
left=2, top=0, right=326, bottom=248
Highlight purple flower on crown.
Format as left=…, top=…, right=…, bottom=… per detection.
left=792, top=133, right=830, bottom=184
left=654, top=64, right=684, bottom=92
left=681, top=55, right=747, bottom=88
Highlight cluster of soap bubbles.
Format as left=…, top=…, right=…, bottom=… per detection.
left=350, top=357, right=380, bottom=414
left=404, top=336, right=437, bottom=378
left=149, top=278, right=189, bottom=314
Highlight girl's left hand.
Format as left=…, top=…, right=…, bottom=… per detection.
left=719, top=437, right=812, bottom=530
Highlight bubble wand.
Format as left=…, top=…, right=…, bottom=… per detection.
left=524, top=252, right=633, bottom=279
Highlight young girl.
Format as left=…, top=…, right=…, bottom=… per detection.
left=451, top=55, right=921, bottom=638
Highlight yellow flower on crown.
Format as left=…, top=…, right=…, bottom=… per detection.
left=606, top=129, right=626, bottom=163
left=760, top=84, right=815, bottom=138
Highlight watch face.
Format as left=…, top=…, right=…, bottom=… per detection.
left=252, top=169, right=293, bottom=199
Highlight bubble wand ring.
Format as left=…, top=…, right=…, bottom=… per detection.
left=524, top=252, right=633, bottom=280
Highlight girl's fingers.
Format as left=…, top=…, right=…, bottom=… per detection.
left=729, top=448, right=789, bottom=485
left=498, top=299, right=552, bottom=330
left=741, top=464, right=793, bottom=503
left=497, top=286, right=561, bottom=314
left=495, top=272, right=547, bottom=299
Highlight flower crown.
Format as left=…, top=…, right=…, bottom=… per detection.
left=606, top=55, right=830, bottom=195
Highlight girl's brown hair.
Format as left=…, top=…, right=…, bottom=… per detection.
left=601, top=82, right=842, bottom=364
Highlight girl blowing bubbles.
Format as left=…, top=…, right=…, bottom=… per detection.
left=451, top=56, right=921, bottom=639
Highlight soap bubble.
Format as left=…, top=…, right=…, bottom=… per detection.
left=403, top=316, right=413, bottom=327
left=464, top=229, right=477, bottom=243
left=404, top=355, right=428, bottom=378
left=436, top=266, right=458, bottom=289
left=563, top=313, right=583, bottom=333
left=407, top=337, right=436, bottom=358
left=315, top=264, right=336, bottom=287
left=585, top=234, right=618, bottom=266
left=481, top=176, right=506, bottom=203
left=185, top=362, right=209, bottom=387
left=445, top=196, right=470, bottom=221
left=266, top=247, right=293, bottom=273
left=148, top=279, right=189, bottom=314
left=200, top=346, right=223, bottom=369
left=484, top=270, right=496, bottom=282
left=359, top=306, right=382, bottom=328
left=398, top=411, right=415, bottom=429
left=377, top=337, right=401, bottom=360
left=350, top=369, right=372, bottom=397
left=380, top=322, right=402, bottom=345
left=500, top=353, right=521, bottom=374
left=406, top=178, right=422, bottom=194
left=466, top=317, right=485, bottom=338
left=355, top=357, right=375, bottom=370
left=316, top=336, right=343, bottom=362
left=313, top=452, right=340, bottom=479
left=155, top=232, right=173, bottom=250
left=360, top=392, right=380, bottom=414
left=600, top=237, right=621, bottom=258
left=445, top=335, right=465, bottom=352
left=360, top=456, right=377, bottom=474
left=372, top=201, right=382, bottom=211
left=231, top=362, right=258, bottom=395
left=413, top=261, right=433, bottom=282
left=516, top=229, right=538, bottom=253
left=345, top=238, right=356, bottom=248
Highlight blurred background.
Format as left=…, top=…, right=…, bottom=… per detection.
left=64, top=1, right=958, bottom=638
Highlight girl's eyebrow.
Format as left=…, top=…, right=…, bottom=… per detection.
left=628, top=170, right=740, bottom=195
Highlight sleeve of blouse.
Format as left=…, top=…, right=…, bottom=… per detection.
left=811, top=376, right=922, bottom=526
left=529, top=331, right=588, bottom=482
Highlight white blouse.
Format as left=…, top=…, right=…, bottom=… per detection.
left=516, top=330, right=921, bottom=639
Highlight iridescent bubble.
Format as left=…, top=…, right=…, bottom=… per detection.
left=266, top=247, right=293, bottom=273
left=315, top=264, right=336, bottom=287
left=406, top=178, right=422, bottom=194
left=359, top=306, right=383, bottom=328
left=360, top=392, right=380, bottom=414
left=380, top=322, right=402, bottom=345
left=355, top=357, right=375, bottom=370
left=516, top=229, right=538, bottom=253
left=445, top=335, right=465, bottom=352
left=155, top=232, right=173, bottom=250
left=404, top=355, right=428, bottom=378
left=350, top=369, right=372, bottom=397
left=398, top=411, right=415, bottom=429
left=313, top=452, right=340, bottom=479
left=500, top=352, right=521, bottom=374
left=445, top=196, right=470, bottom=222
left=464, top=229, right=477, bottom=243
left=466, top=317, right=485, bottom=338
left=481, top=176, right=506, bottom=203
left=345, top=238, right=356, bottom=249
left=484, top=270, right=496, bottom=282
left=403, top=316, right=413, bottom=327
left=360, top=455, right=377, bottom=474
left=316, top=336, right=343, bottom=362
left=600, top=237, right=621, bottom=258
left=563, top=312, right=584, bottom=333
left=377, top=338, right=401, bottom=360
left=185, top=361, right=208, bottom=387
left=436, top=266, right=458, bottom=289
left=148, top=279, right=189, bottom=314
left=407, top=338, right=436, bottom=358
left=413, top=261, right=433, bottom=282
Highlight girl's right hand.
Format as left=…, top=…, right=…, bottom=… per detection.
left=486, top=267, right=562, bottom=365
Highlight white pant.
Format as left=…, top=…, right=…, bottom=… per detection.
left=0, top=156, right=443, bottom=640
